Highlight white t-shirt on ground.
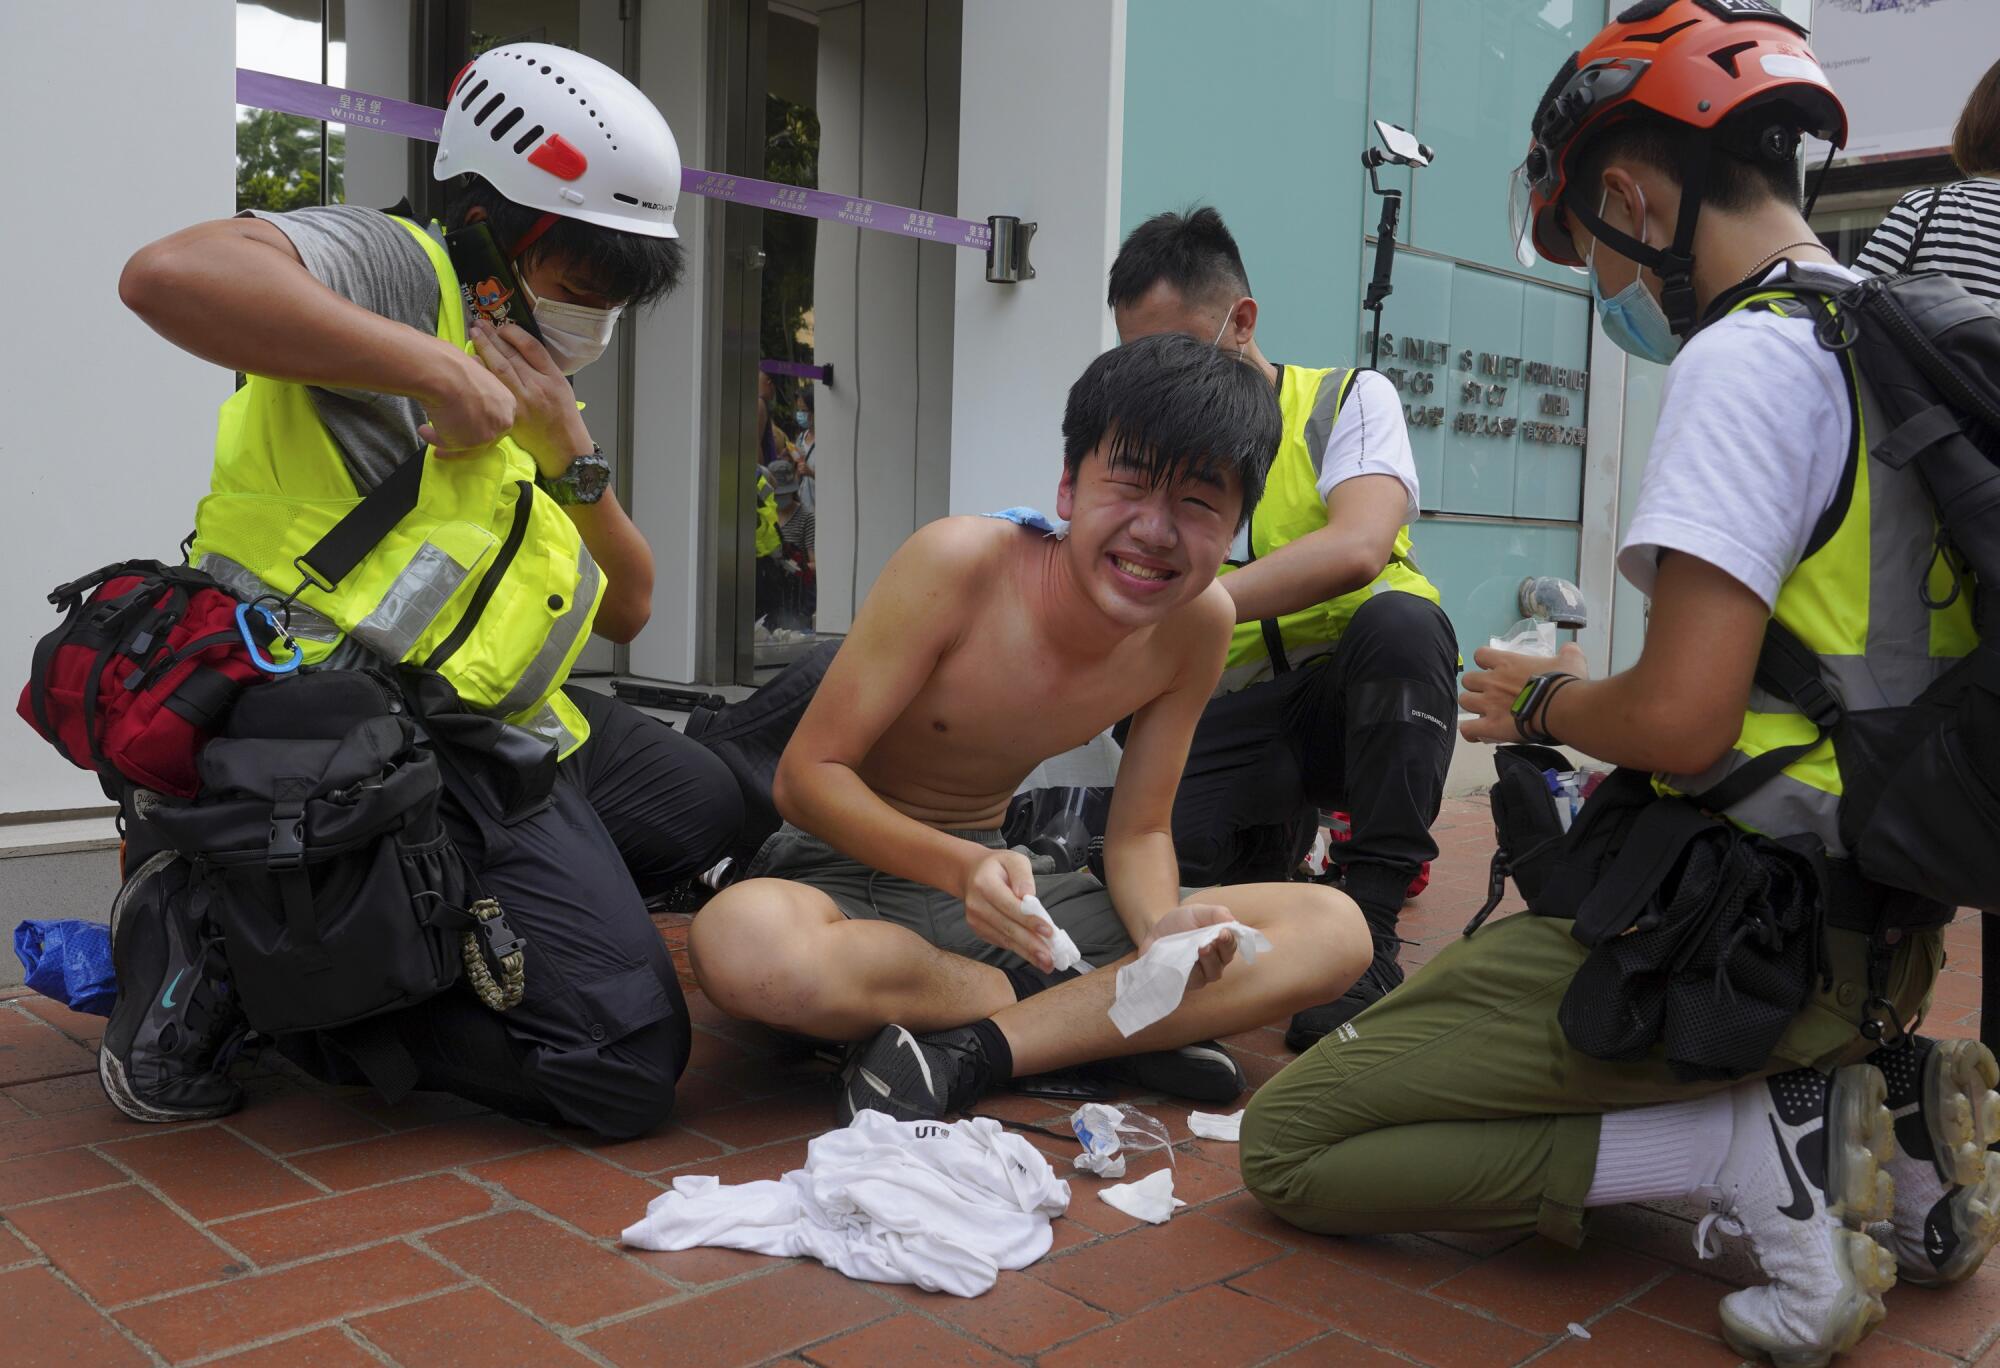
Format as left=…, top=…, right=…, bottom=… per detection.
left=619, top=1111, right=1070, bottom=1298
left=1618, top=263, right=1858, bottom=610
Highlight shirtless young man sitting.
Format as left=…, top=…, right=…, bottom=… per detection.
left=690, top=333, right=1370, bottom=1123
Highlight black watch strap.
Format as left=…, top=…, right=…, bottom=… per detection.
left=1511, top=671, right=1577, bottom=746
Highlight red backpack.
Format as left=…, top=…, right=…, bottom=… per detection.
left=17, top=561, right=287, bottom=797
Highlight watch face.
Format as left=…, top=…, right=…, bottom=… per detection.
left=1512, top=678, right=1539, bottom=713
left=571, top=454, right=611, bottom=499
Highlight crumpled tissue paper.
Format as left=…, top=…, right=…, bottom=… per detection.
left=1188, top=1109, right=1244, bottom=1143
left=1098, top=1167, right=1184, bottom=1224
left=1108, top=921, right=1272, bottom=1036
left=1020, top=895, right=1089, bottom=974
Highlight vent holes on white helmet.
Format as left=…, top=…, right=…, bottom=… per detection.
left=473, top=92, right=506, bottom=126
left=491, top=107, right=524, bottom=141
left=459, top=77, right=489, bottom=110
left=511, top=124, right=545, bottom=155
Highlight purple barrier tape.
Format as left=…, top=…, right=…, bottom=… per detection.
left=237, top=69, right=445, bottom=142
left=237, top=71, right=994, bottom=252
left=684, top=171, right=990, bottom=249
left=759, top=359, right=831, bottom=381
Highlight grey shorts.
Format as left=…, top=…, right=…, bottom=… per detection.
left=746, top=823, right=1137, bottom=971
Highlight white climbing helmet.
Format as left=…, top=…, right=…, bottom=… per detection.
left=434, top=42, right=680, bottom=240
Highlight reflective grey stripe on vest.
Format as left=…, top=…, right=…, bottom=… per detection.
left=1696, top=765, right=1846, bottom=850
left=195, top=553, right=343, bottom=643
left=349, top=537, right=479, bottom=662
left=493, top=546, right=601, bottom=719
left=1296, top=367, right=1424, bottom=576
left=520, top=699, right=581, bottom=754
left=1300, top=368, right=1355, bottom=479
left=1660, top=352, right=1955, bottom=854
left=1745, top=653, right=1954, bottom=719
left=1215, top=637, right=1338, bottom=696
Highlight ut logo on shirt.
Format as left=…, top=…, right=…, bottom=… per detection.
left=914, top=1123, right=950, bottom=1140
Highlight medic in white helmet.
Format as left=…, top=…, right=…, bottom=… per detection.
left=112, top=45, right=742, bottom=1139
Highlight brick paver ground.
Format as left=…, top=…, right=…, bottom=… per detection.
left=1, top=796, right=1991, bottom=1366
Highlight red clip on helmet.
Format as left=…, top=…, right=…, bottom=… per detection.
left=1509, top=0, right=1846, bottom=271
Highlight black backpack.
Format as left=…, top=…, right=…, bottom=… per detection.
left=144, top=669, right=518, bottom=1036
left=1699, top=266, right=2000, bottom=1051
left=1693, top=265, right=2000, bottom=920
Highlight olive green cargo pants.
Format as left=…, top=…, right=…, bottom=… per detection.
left=1240, top=911, right=1943, bottom=1246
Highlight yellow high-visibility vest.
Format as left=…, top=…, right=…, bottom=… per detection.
left=190, top=217, right=602, bottom=755
left=1218, top=364, right=1440, bottom=692
left=756, top=475, right=781, bottom=559
left=1654, top=290, right=1978, bottom=852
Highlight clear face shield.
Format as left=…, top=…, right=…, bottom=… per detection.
left=1507, top=156, right=1587, bottom=273
left=1507, top=161, right=1543, bottom=270
left=1509, top=57, right=1649, bottom=271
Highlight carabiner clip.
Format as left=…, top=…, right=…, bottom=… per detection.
left=236, top=602, right=302, bottom=675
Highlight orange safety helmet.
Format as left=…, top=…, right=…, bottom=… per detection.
left=1508, top=0, right=1846, bottom=332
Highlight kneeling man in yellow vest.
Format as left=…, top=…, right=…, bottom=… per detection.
left=1241, top=7, right=1993, bottom=1366
left=109, top=44, right=742, bottom=1137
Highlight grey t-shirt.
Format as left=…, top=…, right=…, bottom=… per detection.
left=245, top=204, right=450, bottom=491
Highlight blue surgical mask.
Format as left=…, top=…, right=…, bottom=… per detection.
left=1587, top=188, right=1681, bottom=366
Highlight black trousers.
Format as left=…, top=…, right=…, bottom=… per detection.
left=284, top=686, right=744, bottom=1138
left=1170, top=593, right=1459, bottom=918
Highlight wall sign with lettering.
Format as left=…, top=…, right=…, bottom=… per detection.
left=1353, top=253, right=1592, bottom=521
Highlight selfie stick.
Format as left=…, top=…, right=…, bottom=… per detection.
left=1360, top=123, right=1435, bottom=366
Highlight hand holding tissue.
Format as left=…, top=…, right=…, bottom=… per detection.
left=1019, top=896, right=1088, bottom=974
left=1108, top=919, right=1272, bottom=1037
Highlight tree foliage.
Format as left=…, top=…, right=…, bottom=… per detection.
left=236, top=108, right=344, bottom=213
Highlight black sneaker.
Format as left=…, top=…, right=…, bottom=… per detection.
left=99, top=853, right=249, bottom=1123
left=1106, top=1040, right=1245, bottom=1103
left=837, top=1024, right=996, bottom=1123
left=1285, top=937, right=1404, bottom=1054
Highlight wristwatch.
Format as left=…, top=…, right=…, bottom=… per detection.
left=1510, top=671, right=1577, bottom=745
left=540, top=444, right=611, bottom=506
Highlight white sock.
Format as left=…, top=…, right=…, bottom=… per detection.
left=1584, top=1091, right=1735, bottom=1207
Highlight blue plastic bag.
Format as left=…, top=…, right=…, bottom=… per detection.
left=14, top=919, right=117, bottom=1017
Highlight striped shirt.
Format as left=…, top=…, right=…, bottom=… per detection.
left=778, top=504, right=815, bottom=555
left=1853, top=177, right=2000, bottom=301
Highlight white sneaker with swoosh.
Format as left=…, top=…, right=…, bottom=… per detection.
left=1693, top=1064, right=1899, bottom=1368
